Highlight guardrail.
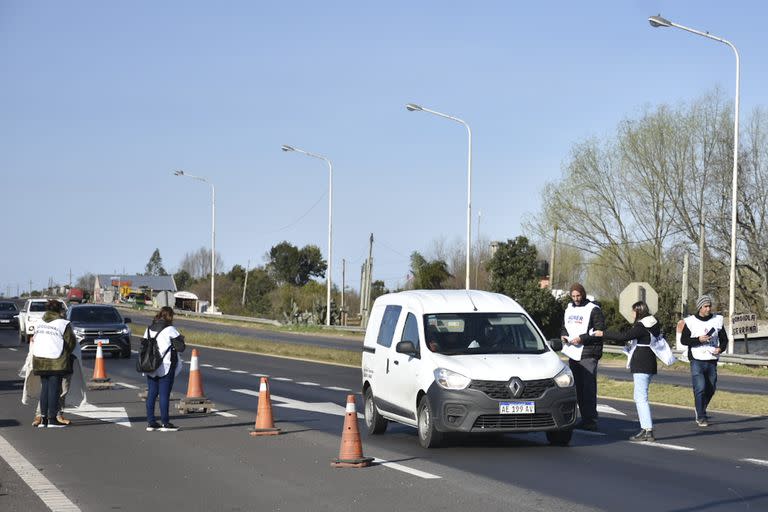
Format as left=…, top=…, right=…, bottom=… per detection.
left=602, top=344, right=767, bottom=367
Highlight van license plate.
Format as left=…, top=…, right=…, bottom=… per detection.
left=95, top=339, right=110, bottom=345
left=499, top=402, right=535, bottom=414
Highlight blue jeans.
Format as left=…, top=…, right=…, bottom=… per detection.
left=690, top=359, right=717, bottom=419
left=633, top=373, right=653, bottom=429
left=39, top=375, right=63, bottom=419
left=146, top=363, right=176, bottom=425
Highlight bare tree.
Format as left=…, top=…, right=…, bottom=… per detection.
left=180, top=246, right=224, bottom=279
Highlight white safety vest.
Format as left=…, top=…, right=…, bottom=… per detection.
left=684, top=314, right=724, bottom=361
left=563, top=302, right=599, bottom=339
left=31, top=318, right=69, bottom=359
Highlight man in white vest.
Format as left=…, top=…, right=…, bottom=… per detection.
left=560, top=283, right=605, bottom=431
left=680, top=295, right=728, bottom=427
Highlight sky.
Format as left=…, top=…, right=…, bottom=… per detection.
left=2, top=1, right=767, bottom=297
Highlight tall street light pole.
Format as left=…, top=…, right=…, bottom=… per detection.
left=649, top=14, right=740, bottom=353
left=406, top=103, right=473, bottom=290
left=174, top=170, right=217, bottom=314
left=281, top=145, right=333, bottom=326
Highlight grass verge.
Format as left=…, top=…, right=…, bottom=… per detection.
left=131, top=325, right=768, bottom=416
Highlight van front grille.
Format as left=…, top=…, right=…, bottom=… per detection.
left=469, top=378, right=555, bottom=400
left=473, top=413, right=556, bottom=430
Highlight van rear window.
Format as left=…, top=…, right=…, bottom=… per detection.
left=377, top=305, right=402, bottom=348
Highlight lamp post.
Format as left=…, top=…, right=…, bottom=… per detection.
left=174, top=170, right=217, bottom=314
left=281, top=145, right=333, bottom=326
left=406, top=103, right=472, bottom=290
left=649, top=14, right=740, bottom=354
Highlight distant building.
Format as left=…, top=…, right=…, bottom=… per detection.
left=93, top=274, right=177, bottom=304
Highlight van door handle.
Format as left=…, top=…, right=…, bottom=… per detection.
left=393, top=360, right=399, bottom=365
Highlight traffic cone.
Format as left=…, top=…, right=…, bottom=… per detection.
left=331, top=395, right=373, bottom=468
left=249, top=377, right=281, bottom=436
left=87, top=341, right=113, bottom=390
left=177, top=348, right=214, bottom=414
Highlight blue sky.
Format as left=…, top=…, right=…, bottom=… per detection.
left=2, top=1, right=766, bottom=296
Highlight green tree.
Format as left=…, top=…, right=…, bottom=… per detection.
left=174, top=269, right=193, bottom=291
left=267, top=241, right=327, bottom=286
left=145, top=249, right=168, bottom=276
left=410, top=252, right=451, bottom=289
left=487, top=237, right=563, bottom=337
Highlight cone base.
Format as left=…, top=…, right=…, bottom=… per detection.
left=177, top=397, right=214, bottom=415
left=331, top=457, right=374, bottom=468
left=249, top=428, right=281, bottom=436
left=87, top=379, right=114, bottom=390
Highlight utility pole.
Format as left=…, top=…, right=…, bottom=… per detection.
left=69, top=268, right=72, bottom=288
left=682, top=252, right=689, bottom=317
left=341, top=259, right=346, bottom=326
left=549, top=224, right=558, bottom=290
left=362, top=233, right=374, bottom=328
left=475, top=211, right=481, bottom=288
left=241, top=259, right=250, bottom=306
left=698, top=222, right=705, bottom=297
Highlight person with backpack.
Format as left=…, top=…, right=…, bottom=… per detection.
left=142, top=306, right=185, bottom=432
left=594, top=300, right=661, bottom=442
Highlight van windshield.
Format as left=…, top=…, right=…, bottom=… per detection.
left=423, top=313, right=548, bottom=355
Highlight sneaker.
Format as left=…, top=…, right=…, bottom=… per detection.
left=31, top=416, right=43, bottom=427
left=37, top=417, right=48, bottom=429
left=146, top=421, right=162, bottom=432
left=159, top=423, right=179, bottom=432
left=629, top=429, right=655, bottom=442
left=55, top=414, right=71, bottom=426
left=47, top=418, right=68, bottom=428
left=696, top=417, right=709, bottom=427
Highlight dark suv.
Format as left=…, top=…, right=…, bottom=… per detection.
left=67, top=305, right=132, bottom=358
left=0, top=301, right=19, bottom=329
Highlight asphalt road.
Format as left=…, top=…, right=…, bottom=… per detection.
left=1, top=328, right=767, bottom=512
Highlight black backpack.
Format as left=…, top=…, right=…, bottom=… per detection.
left=136, top=327, right=171, bottom=373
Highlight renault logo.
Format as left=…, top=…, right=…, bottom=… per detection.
left=508, top=377, right=524, bottom=398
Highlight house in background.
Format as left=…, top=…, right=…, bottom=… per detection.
left=93, top=274, right=177, bottom=304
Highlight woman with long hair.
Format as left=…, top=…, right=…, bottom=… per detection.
left=143, top=306, right=185, bottom=432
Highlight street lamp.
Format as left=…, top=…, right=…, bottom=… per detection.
left=406, top=103, right=473, bottom=290
left=281, top=144, right=333, bottom=326
left=649, top=14, right=741, bottom=353
left=174, top=170, right=217, bottom=314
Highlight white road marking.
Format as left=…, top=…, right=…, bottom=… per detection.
left=250, top=373, right=268, bottom=377
left=296, top=381, right=319, bottom=386
left=231, top=370, right=248, bottom=374
left=211, top=409, right=237, bottom=418
left=574, top=429, right=607, bottom=436
left=0, top=433, right=81, bottom=511
left=272, top=377, right=292, bottom=381
left=742, top=458, right=768, bottom=467
left=214, top=367, right=230, bottom=371
left=324, top=386, right=351, bottom=392
left=635, top=441, right=694, bottom=452
left=116, top=382, right=140, bottom=389
left=597, top=404, right=626, bottom=416
left=372, top=458, right=441, bottom=479
left=63, top=403, right=132, bottom=427
left=9, top=347, right=18, bottom=351
left=231, top=389, right=363, bottom=419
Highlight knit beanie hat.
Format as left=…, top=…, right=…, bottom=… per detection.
left=696, top=295, right=712, bottom=311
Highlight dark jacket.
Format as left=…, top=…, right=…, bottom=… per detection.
left=32, top=311, right=76, bottom=375
left=561, top=300, right=606, bottom=359
left=680, top=313, right=729, bottom=361
left=602, top=316, right=660, bottom=374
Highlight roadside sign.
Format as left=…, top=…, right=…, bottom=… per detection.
left=732, top=313, right=758, bottom=336
left=619, top=282, right=658, bottom=323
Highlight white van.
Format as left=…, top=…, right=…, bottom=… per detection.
left=361, top=290, right=576, bottom=448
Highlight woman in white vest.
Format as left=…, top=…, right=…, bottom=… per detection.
left=31, top=300, right=76, bottom=428
left=680, top=295, right=728, bottom=427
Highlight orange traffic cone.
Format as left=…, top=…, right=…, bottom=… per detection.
left=331, top=395, right=373, bottom=468
left=177, top=349, right=214, bottom=414
left=87, top=341, right=113, bottom=390
left=249, top=377, right=281, bottom=436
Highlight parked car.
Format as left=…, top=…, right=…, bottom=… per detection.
left=66, top=304, right=132, bottom=358
left=0, top=301, right=19, bottom=329
left=19, top=298, right=68, bottom=343
left=361, top=290, right=576, bottom=448
left=66, top=287, right=85, bottom=303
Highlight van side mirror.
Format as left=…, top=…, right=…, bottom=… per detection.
left=548, top=338, right=563, bottom=352
left=396, top=340, right=418, bottom=356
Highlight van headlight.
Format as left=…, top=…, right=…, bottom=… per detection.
left=434, top=368, right=471, bottom=390
left=121, top=326, right=130, bottom=335
left=73, top=327, right=85, bottom=341
left=554, top=366, right=574, bottom=387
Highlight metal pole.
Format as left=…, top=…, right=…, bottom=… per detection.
left=549, top=224, right=558, bottom=289
left=682, top=252, right=689, bottom=317
left=698, top=222, right=705, bottom=297
left=210, top=182, right=216, bottom=313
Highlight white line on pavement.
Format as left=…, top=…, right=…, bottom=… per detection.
left=741, top=458, right=768, bottom=467
left=324, top=386, right=351, bottom=392
left=272, top=377, right=292, bottom=381
left=596, top=404, right=626, bottom=416
left=250, top=373, right=268, bottom=377
left=635, top=441, right=695, bottom=452
left=296, top=382, right=319, bottom=386
left=9, top=347, right=18, bottom=351
left=231, top=370, right=248, bottom=374
left=372, top=458, right=441, bottom=479
left=0, top=433, right=81, bottom=511
left=116, top=382, right=140, bottom=389
left=214, top=367, right=231, bottom=371
left=201, top=364, right=213, bottom=367
left=211, top=409, right=238, bottom=418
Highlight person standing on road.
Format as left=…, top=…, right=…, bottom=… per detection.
left=595, top=301, right=660, bottom=442
left=31, top=300, right=76, bottom=428
left=680, top=295, right=728, bottom=427
left=144, top=306, right=185, bottom=432
left=560, top=283, right=605, bottom=431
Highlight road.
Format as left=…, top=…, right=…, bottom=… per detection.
left=1, top=328, right=767, bottom=511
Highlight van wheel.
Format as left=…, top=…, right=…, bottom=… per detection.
left=364, top=387, right=388, bottom=435
left=546, top=429, right=572, bottom=446
left=417, top=396, right=444, bottom=448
